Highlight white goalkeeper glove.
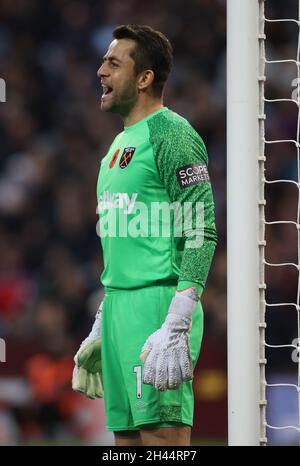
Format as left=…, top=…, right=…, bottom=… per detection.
left=139, top=287, right=198, bottom=391
left=72, top=302, right=104, bottom=399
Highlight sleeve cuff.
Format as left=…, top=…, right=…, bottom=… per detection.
left=177, top=280, right=204, bottom=299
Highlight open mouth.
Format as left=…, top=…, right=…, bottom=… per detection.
left=102, top=85, right=113, bottom=98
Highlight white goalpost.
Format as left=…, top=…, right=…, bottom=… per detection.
left=227, top=0, right=266, bottom=446
left=227, top=0, right=300, bottom=446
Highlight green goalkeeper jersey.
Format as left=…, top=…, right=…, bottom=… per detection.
left=96, top=107, right=217, bottom=293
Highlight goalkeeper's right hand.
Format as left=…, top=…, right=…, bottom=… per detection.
left=72, top=302, right=104, bottom=399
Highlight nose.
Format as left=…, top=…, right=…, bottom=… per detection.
left=97, top=61, right=108, bottom=78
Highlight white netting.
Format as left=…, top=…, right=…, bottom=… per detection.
left=259, top=0, right=300, bottom=445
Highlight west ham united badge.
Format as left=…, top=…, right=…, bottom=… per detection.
left=119, top=147, right=136, bottom=169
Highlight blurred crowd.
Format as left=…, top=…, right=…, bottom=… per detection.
left=0, top=0, right=226, bottom=444
left=0, top=0, right=298, bottom=445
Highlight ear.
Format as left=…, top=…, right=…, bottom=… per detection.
left=137, top=70, right=154, bottom=92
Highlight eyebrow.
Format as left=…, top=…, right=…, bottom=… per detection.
left=103, top=55, right=122, bottom=63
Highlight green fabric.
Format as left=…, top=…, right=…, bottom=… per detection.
left=101, top=285, right=204, bottom=431
left=148, top=110, right=217, bottom=289
left=97, top=107, right=217, bottom=291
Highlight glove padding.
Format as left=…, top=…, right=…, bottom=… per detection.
left=72, top=303, right=104, bottom=399
left=72, top=364, right=103, bottom=399
left=139, top=287, right=197, bottom=391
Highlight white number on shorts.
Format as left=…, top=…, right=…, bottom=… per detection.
left=133, top=365, right=142, bottom=399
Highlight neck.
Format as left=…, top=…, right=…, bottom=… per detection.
left=122, top=97, right=163, bottom=127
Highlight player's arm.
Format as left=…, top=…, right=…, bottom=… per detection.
left=139, top=123, right=217, bottom=391
left=155, top=125, right=217, bottom=294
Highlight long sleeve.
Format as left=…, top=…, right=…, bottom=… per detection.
left=151, top=119, right=217, bottom=293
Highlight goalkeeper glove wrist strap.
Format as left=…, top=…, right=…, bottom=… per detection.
left=168, top=287, right=198, bottom=321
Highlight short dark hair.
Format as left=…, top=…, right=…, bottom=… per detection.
left=113, top=24, right=173, bottom=97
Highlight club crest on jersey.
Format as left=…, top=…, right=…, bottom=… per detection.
left=119, top=147, right=136, bottom=169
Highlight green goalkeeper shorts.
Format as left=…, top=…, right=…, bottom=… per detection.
left=101, top=284, right=204, bottom=432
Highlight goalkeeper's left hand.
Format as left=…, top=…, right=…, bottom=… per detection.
left=139, top=287, right=198, bottom=391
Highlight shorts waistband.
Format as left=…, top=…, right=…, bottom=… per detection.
left=104, top=280, right=177, bottom=296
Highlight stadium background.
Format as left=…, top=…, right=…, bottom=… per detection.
left=0, top=0, right=298, bottom=445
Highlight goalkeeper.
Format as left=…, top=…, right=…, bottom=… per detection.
left=73, top=24, right=217, bottom=446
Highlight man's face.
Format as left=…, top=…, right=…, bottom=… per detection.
left=97, top=39, right=139, bottom=115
